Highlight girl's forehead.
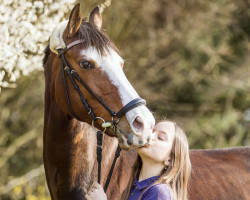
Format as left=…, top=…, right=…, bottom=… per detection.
left=154, top=121, right=175, bottom=133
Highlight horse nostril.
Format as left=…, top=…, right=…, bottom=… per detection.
left=133, top=116, right=144, bottom=133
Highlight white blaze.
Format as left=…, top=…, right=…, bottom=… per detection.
left=81, top=47, right=154, bottom=135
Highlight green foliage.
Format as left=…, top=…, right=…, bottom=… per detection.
left=0, top=72, right=48, bottom=199
left=1, top=0, right=249, bottom=199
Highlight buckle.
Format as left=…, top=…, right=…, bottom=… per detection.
left=92, top=117, right=107, bottom=133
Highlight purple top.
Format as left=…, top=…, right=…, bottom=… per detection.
left=128, top=176, right=172, bottom=200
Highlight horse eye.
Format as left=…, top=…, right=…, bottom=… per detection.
left=79, top=60, right=95, bottom=69
left=89, top=63, right=95, bottom=69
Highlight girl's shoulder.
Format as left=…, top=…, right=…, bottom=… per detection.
left=141, top=183, right=172, bottom=200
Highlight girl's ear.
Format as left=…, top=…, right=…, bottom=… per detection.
left=164, top=159, right=171, bottom=166
left=89, top=6, right=102, bottom=29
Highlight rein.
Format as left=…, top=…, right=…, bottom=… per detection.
left=57, top=39, right=146, bottom=192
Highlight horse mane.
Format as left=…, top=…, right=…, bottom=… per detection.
left=43, top=45, right=51, bottom=67
left=42, top=20, right=117, bottom=67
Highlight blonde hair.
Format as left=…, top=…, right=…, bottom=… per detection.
left=121, top=120, right=192, bottom=200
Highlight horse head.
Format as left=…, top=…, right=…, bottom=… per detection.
left=49, top=4, right=155, bottom=149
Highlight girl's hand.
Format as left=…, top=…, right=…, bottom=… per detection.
left=85, top=182, right=107, bottom=200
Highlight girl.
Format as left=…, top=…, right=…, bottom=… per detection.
left=86, top=120, right=191, bottom=200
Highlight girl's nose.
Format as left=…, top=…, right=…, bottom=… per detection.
left=152, top=132, right=157, bottom=141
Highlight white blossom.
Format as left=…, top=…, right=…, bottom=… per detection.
left=0, top=0, right=75, bottom=90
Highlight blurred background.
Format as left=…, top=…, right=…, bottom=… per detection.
left=0, top=0, right=249, bottom=199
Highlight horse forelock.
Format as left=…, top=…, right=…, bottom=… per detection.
left=43, top=20, right=117, bottom=67
left=78, top=21, right=118, bottom=56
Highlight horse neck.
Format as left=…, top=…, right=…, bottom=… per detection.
left=43, top=60, right=119, bottom=199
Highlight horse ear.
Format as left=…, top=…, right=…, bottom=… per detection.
left=67, top=3, right=82, bottom=38
left=89, top=6, right=102, bottom=30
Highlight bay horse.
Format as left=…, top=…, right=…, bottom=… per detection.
left=43, top=4, right=250, bottom=200
left=43, top=3, right=155, bottom=200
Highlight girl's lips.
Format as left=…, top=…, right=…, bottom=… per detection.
left=142, top=143, right=151, bottom=148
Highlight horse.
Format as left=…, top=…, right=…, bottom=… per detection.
left=43, top=3, right=155, bottom=200
left=43, top=4, right=250, bottom=200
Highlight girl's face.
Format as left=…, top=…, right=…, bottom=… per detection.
left=138, top=121, right=175, bottom=165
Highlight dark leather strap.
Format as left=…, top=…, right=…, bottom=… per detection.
left=96, top=131, right=103, bottom=183
left=59, top=49, right=81, bottom=120
left=59, top=50, right=97, bottom=121
left=104, top=145, right=122, bottom=192
left=71, top=71, right=116, bottom=117
left=96, top=131, right=122, bottom=191
left=116, top=98, right=146, bottom=118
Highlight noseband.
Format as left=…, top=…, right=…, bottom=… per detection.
left=57, top=39, right=146, bottom=192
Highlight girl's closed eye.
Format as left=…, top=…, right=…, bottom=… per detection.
left=158, top=135, right=164, bottom=140
left=158, top=132, right=168, bottom=141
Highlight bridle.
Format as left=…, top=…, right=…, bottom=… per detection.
left=57, top=39, right=146, bottom=192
